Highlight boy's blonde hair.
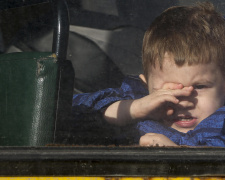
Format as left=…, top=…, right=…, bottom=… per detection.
left=142, top=2, right=225, bottom=79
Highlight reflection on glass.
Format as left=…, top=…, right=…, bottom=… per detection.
left=0, top=0, right=225, bottom=148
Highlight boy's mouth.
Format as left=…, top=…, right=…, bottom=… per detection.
left=173, top=116, right=198, bottom=128
left=177, top=117, right=194, bottom=121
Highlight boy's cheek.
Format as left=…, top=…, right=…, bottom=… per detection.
left=198, top=95, right=224, bottom=114
left=148, top=87, right=156, bottom=94
left=222, top=84, right=225, bottom=102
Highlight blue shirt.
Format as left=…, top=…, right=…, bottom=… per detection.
left=73, top=76, right=225, bottom=147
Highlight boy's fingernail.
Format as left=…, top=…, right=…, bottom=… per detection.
left=184, top=86, right=193, bottom=90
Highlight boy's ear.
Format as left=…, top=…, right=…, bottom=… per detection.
left=139, top=74, right=147, bottom=85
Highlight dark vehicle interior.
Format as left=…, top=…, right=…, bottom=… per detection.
left=0, top=0, right=184, bottom=146
left=1, top=0, right=225, bottom=176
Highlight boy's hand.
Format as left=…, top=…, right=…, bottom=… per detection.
left=104, top=82, right=194, bottom=126
left=130, top=83, right=194, bottom=121
left=139, top=133, right=178, bottom=147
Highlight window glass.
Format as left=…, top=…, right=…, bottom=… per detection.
left=0, top=0, right=225, bottom=148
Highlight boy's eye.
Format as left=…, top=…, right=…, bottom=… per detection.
left=193, top=85, right=206, bottom=89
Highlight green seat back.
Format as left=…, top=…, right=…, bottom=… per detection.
left=0, top=52, right=58, bottom=146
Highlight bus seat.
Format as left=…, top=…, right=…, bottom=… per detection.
left=0, top=0, right=74, bottom=146
left=0, top=52, right=57, bottom=146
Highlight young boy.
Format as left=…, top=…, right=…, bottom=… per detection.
left=73, top=2, right=225, bottom=147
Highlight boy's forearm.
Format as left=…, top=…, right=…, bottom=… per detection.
left=104, top=100, right=139, bottom=126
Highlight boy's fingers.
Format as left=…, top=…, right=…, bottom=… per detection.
left=178, top=100, right=195, bottom=108
left=170, top=87, right=193, bottom=97
left=157, top=87, right=193, bottom=97
left=139, top=134, right=151, bottom=146
left=182, top=86, right=194, bottom=91
left=139, top=133, right=177, bottom=147
left=162, top=83, right=183, bottom=90
left=155, top=94, right=179, bottom=104
left=166, top=107, right=174, bottom=116
left=139, top=133, right=158, bottom=146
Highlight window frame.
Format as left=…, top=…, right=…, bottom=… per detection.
left=0, top=146, right=225, bottom=176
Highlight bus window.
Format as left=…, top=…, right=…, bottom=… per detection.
left=1, top=0, right=225, bottom=177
